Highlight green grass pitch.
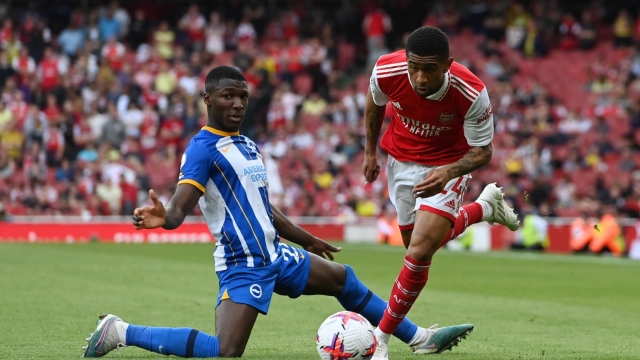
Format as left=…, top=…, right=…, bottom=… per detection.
left=1, top=243, right=639, bottom=359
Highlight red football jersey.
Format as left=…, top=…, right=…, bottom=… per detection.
left=370, top=50, right=494, bottom=166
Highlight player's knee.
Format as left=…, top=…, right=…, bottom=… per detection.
left=407, top=237, right=439, bottom=261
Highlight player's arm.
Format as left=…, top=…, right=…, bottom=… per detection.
left=271, top=204, right=341, bottom=260
left=132, top=186, right=202, bottom=230
left=133, top=141, right=208, bottom=230
left=363, top=66, right=389, bottom=183
left=414, top=88, right=494, bottom=198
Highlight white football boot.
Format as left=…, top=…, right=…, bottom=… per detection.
left=371, top=328, right=390, bottom=360
left=476, top=183, right=520, bottom=231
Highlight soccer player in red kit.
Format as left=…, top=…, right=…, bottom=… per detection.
left=363, top=27, right=520, bottom=359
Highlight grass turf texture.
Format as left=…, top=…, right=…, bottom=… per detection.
left=0, top=243, right=639, bottom=359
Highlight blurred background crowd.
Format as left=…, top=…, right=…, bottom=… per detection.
left=0, top=0, right=639, bottom=224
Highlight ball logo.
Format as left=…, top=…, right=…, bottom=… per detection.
left=250, top=284, right=262, bottom=298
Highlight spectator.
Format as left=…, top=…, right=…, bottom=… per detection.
left=101, top=36, right=125, bottom=73
left=153, top=21, right=175, bottom=60
left=521, top=19, right=548, bottom=58
left=38, top=47, right=60, bottom=92
left=612, top=9, right=633, bottom=48
left=505, top=3, right=530, bottom=49
left=0, top=147, right=15, bottom=179
left=483, top=4, right=506, bottom=42
left=101, top=104, right=126, bottom=149
left=235, top=16, right=257, bottom=45
left=577, top=10, right=597, bottom=50
left=154, top=61, right=177, bottom=95
left=362, top=6, right=392, bottom=51
left=109, top=1, right=131, bottom=39
left=128, top=9, right=150, bottom=50
left=119, top=173, right=137, bottom=215
left=178, top=3, right=206, bottom=51
left=618, top=147, right=637, bottom=171
left=11, top=47, right=36, bottom=81
left=98, top=8, right=121, bottom=42
left=96, top=178, right=122, bottom=215
left=558, top=13, right=580, bottom=50
left=205, top=12, right=226, bottom=55
left=301, top=92, right=327, bottom=116
left=58, top=19, right=85, bottom=57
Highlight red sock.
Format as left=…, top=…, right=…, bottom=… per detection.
left=379, top=256, right=431, bottom=334
left=439, top=202, right=484, bottom=248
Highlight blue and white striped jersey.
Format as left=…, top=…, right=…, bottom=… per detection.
left=178, top=126, right=280, bottom=271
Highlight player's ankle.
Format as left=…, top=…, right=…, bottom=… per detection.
left=475, top=199, right=493, bottom=222
left=374, top=327, right=391, bottom=343
left=115, top=320, right=129, bottom=345
left=408, top=327, right=428, bottom=346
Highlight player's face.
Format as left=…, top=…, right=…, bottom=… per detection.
left=204, top=79, right=249, bottom=132
left=406, top=52, right=453, bottom=98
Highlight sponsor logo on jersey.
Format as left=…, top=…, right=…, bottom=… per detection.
left=444, top=200, right=456, bottom=209
left=439, top=113, right=455, bottom=124
left=477, top=104, right=493, bottom=124
left=392, top=101, right=403, bottom=110
left=398, top=114, right=452, bottom=138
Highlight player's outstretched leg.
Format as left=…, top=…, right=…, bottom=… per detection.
left=438, top=182, right=520, bottom=249
left=82, top=314, right=220, bottom=358
left=83, top=300, right=258, bottom=358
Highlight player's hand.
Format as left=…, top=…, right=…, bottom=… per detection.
left=413, top=167, right=451, bottom=198
left=132, top=189, right=167, bottom=230
left=363, top=154, right=381, bottom=184
left=305, top=237, right=342, bottom=261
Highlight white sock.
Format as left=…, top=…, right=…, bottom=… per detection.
left=115, top=320, right=129, bottom=345
left=374, top=327, right=391, bottom=344
left=476, top=199, right=493, bottom=222
left=408, top=326, right=429, bottom=347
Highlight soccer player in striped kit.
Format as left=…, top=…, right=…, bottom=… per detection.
left=82, top=66, right=469, bottom=358
left=363, top=27, right=520, bottom=359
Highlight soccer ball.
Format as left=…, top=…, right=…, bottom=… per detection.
left=316, top=311, right=377, bottom=360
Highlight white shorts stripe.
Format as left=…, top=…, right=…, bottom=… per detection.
left=450, top=74, right=480, bottom=96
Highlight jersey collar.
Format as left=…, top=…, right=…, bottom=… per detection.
left=202, top=126, right=240, bottom=136
left=420, top=70, right=450, bottom=101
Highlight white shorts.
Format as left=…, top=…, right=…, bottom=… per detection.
left=387, top=155, right=471, bottom=230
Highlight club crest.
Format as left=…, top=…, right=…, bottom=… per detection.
left=439, top=113, right=455, bottom=124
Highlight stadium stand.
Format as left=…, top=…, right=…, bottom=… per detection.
left=0, top=0, right=639, bottom=222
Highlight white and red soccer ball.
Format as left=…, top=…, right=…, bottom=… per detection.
left=316, top=311, right=377, bottom=360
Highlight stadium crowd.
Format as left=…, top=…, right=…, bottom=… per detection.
left=0, top=0, right=639, bottom=222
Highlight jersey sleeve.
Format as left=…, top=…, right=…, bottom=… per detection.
left=463, top=88, right=494, bottom=147
left=177, top=140, right=211, bottom=193
left=369, top=64, right=390, bottom=106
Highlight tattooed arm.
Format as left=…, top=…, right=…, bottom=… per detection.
left=363, top=87, right=387, bottom=183
left=444, top=143, right=493, bottom=179
left=412, top=144, right=493, bottom=198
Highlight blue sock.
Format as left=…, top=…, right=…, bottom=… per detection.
left=126, top=325, right=219, bottom=358
left=337, top=265, right=418, bottom=344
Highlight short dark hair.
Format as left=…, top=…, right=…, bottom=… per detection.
left=205, top=66, right=246, bottom=92
left=405, top=26, right=449, bottom=60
